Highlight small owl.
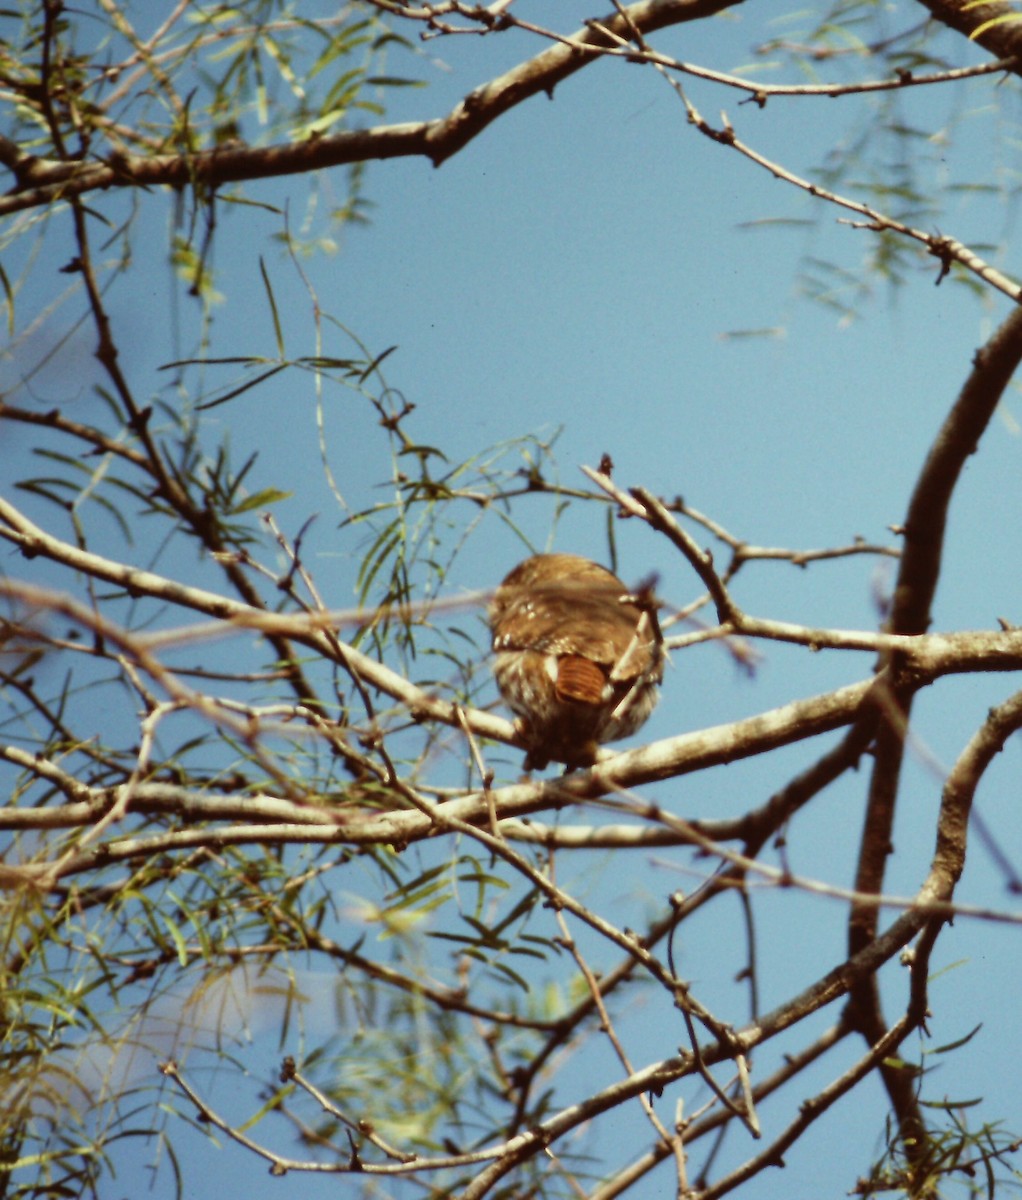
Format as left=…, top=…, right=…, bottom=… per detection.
left=489, top=553, right=663, bottom=770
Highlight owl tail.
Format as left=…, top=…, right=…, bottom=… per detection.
left=555, top=655, right=608, bottom=705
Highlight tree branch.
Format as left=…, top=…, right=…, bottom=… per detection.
left=0, top=0, right=736, bottom=217
left=846, top=298, right=1022, bottom=1177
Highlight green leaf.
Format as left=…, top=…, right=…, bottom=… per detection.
left=161, top=913, right=189, bottom=967
left=231, top=488, right=293, bottom=514
left=364, top=76, right=426, bottom=88
left=195, top=364, right=288, bottom=411
left=259, top=258, right=285, bottom=357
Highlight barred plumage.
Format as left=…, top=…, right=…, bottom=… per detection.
left=489, top=553, right=663, bottom=770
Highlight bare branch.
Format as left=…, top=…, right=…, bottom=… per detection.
left=0, top=0, right=737, bottom=217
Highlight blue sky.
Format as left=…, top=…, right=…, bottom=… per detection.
left=5, top=2, right=1022, bottom=1196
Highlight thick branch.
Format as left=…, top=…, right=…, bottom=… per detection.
left=916, top=0, right=1022, bottom=63
left=852, top=302, right=1022, bottom=909
left=0, top=0, right=737, bottom=217
left=852, top=300, right=1022, bottom=944
left=847, top=299, right=1022, bottom=1174
left=0, top=675, right=878, bottom=873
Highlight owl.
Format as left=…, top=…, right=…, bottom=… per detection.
left=489, top=553, right=663, bottom=770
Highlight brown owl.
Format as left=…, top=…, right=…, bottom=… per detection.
left=489, top=553, right=663, bottom=770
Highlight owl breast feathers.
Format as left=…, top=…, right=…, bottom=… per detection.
left=488, top=553, right=663, bottom=770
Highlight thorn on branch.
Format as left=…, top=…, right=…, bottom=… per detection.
left=704, top=122, right=736, bottom=147
left=929, top=236, right=954, bottom=286
left=477, top=9, right=512, bottom=32
left=498, top=1064, right=527, bottom=1098
left=518, top=464, right=548, bottom=491
left=129, top=406, right=153, bottom=436
left=378, top=400, right=415, bottom=431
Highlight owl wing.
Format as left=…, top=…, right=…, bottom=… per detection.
left=492, top=592, right=658, bottom=680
